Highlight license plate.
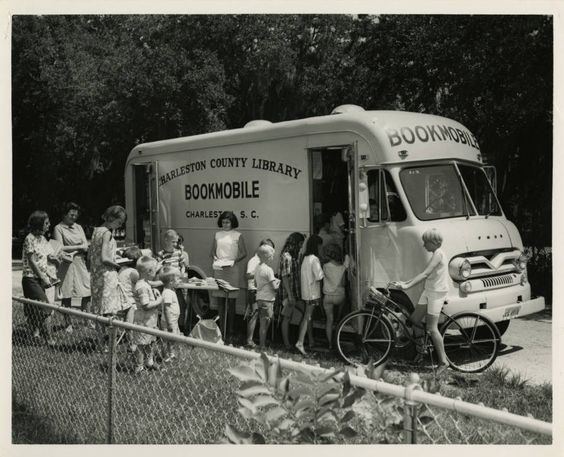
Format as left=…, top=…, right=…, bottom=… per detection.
left=502, top=305, right=521, bottom=319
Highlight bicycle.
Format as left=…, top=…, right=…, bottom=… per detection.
left=335, top=286, right=501, bottom=373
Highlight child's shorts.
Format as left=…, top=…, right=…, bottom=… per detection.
left=256, top=300, right=274, bottom=319
left=323, top=293, right=345, bottom=314
left=245, top=290, right=258, bottom=318
left=304, top=299, right=320, bottom=308
left=418, top=290, right=447, bottom=316
left=167, top=321, right=180, bottom=335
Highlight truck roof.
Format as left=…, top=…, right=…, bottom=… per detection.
left=127, top=109, right=483, bottom=166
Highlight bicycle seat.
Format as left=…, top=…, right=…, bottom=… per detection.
left=368, top=286, right=388, bottom=305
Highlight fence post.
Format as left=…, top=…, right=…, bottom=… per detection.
left=107, top=323, right=117, bottom=444
left=403, top=373, right=422, bottom=444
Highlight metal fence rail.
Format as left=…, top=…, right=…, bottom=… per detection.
left=12, top=296, right=552, bottom=444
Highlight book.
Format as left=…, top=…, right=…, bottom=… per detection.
left=212, top=259, right=234, bottom=270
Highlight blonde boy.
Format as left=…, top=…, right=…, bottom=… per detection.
left=394, top=228, right=449, bottom=373
left=157, top=229, right=189, bottom=333
left=132, top=256, right=163, bottom=373
left=158, top=265, right=181, bottom=362
left=253, top=244, right=280, bottom=348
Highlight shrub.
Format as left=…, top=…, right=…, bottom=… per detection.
left=223, top=354, right=405, bottom=444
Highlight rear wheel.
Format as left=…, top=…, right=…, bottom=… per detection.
left=441, top=313, right=500, bottom=373
left=335, top=310, right=394, bottom=367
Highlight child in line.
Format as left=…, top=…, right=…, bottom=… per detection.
left=132, top=256, right=163, bottom=373
left=159, top=265, right=182, bottom=362
left=117, top=246, right=143, bottom=352
left=322, top=243, right=350, bottom=349
left=253, top=244, right=280, bottom=348
left=156, top=229, right=190, bottom=332
left=393, top=228, right=449, bottom=374
left=295, top=235, right=324, bottom=355
left=245, top=239, right=275, bottom=348
left=279, top=232, right=306, bottom=349
left=157, top=229, right=190, bottom=274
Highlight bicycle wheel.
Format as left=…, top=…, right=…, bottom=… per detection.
left=336, top=310, right=394, bottom=367
left=441, top=313, right=500, bottom=373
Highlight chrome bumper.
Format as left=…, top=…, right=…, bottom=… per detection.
left=479, top=297, right=545, bottom=322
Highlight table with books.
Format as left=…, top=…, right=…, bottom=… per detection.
left=176, top=277, right=239, bottom=337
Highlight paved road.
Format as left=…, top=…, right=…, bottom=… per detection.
left=491, top=311, right=552, bottom=385
left=11, top=264, right=552, bottom=385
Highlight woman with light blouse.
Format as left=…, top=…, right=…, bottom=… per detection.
left=210, top=211, right=247, bottom=341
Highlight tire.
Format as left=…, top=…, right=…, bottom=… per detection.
left=440, top=313, right=500, bottom=373
left=475, top=319, right=510, bottom=338
left=335, top=310, right=394, bottom=367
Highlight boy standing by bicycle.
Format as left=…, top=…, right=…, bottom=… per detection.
left=393, top=228, right=449, bottom=374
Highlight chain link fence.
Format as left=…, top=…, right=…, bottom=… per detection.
left=12, top=297, right=552, bottom=444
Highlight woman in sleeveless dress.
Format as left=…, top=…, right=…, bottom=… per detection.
left=89, top=205, right=127, bottom=317
left=210, top=211, right=247, bottom=340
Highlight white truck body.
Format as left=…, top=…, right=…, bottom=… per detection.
left=124, top=107, right=545, bottom=323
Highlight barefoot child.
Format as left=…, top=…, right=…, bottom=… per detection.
left=117, top=246, right=143, bottom=351
left=393, top=228, right=449, bottom=373
left=132, top=256, right=163, bottom=373
left=157, top=229, right=190, bottom=333
left=253, top=244, right=280, bottom=348
left=322, top=243, right=350, bottom=349
left=158, top=265, right=181, bottom=362
left=245, top=238, right=275, bottom=347
left=279, top=232, right=306, bottom=349
left=295, top=235, right=324, bottom=355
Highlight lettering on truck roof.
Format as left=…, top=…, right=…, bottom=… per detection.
left=385, top=123, right=480, bottom=150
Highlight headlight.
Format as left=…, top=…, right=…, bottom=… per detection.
left=520, top=270, right=528, bottom=285
left=449, top=257, right=472, bottom=280
left=460, top=281, right=472, bottom=294
left=460, top=259, right=472, bottom=278
left=514, top=253, right=528, bottom=272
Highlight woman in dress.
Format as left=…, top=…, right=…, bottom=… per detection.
left=210, top=211, right=247, bottom=340
left=53, top=202, right=91, bottom=332
left=89, top=205, right=127, bottom=328
left=21, top=210, right=58, bottom=345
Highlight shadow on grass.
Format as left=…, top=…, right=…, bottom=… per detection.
left=53, top=337, right=99, bottom=355
left=12, top=399, right=79, bottom=444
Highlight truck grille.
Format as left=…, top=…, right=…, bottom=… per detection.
left=463, top=249, right=521, bottom=279
left=480, top=274, right=517, bottom=289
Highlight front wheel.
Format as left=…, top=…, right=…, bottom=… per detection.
left=441, top=313, right=500, bottom=373
left=335, top=310, right=394, bottom=367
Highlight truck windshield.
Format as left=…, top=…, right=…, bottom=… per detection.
left=399, top=163, right=501, bottom=221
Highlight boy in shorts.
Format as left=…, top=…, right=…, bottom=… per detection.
left=393, top=228, right=449, bottom=373
left=254, top=244, right=280, bottom=348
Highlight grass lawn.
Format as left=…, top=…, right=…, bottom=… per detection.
left=12, top=299, right=552, bottom=444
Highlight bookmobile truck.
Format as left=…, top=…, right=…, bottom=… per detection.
left=123, top=104, right=544, bottom=334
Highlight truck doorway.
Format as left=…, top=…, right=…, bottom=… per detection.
left=309, top=146, right=359, bottom=314
left=310, top=148, right=349, bottom=237
left=132, top=163, right=160, bottom=251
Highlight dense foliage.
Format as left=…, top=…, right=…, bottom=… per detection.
left=12, top=14, right=552, bottom=250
